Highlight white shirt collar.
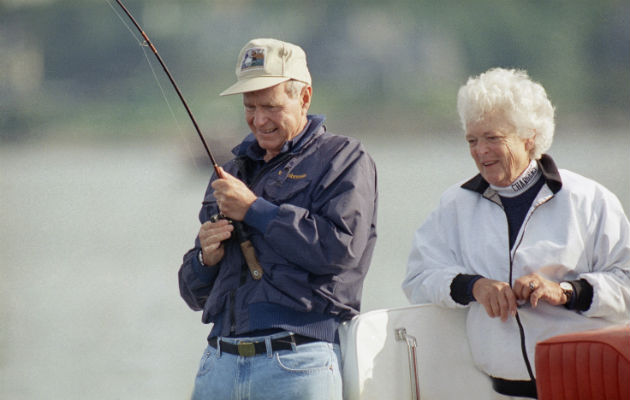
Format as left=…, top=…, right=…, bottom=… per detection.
left=490, top=160, right=542, bottom=198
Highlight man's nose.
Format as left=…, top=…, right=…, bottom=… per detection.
left=253, top=109, right=268, bottom=127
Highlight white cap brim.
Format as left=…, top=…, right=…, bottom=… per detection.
left=220, top=76, right=291, bottom=96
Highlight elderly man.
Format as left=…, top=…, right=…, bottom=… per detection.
left=179, top=38, right=378, bottom=400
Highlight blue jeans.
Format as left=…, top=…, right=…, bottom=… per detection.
left=191, top=332, right=343, bottom=400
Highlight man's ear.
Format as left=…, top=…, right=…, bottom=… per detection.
left=301, top=85, right=313, bottom=112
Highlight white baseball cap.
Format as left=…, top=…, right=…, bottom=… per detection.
left=220, top=38, right=312, bottom=96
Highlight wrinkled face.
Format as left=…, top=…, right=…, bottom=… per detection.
left=465, top=113, right=534, bottom=187
left=243, top=82, right=311, bottom=161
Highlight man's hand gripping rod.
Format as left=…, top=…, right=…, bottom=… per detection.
left=113, top=0, right=263, bottom=280
left=210, top=215, right=263, bottom=280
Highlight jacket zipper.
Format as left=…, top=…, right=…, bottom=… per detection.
left=229, top=290, right=236, bottom=334
left=228, top=267, right=250, bottom=334
left=506, top=194, right=554, bottom=382
left=227, top=152, right=294, bottom=335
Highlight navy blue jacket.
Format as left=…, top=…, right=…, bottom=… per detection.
left=178, top=115, right=378, bottom=342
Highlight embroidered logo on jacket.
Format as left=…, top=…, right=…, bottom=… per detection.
left=277, top=170, right=307, bottom=179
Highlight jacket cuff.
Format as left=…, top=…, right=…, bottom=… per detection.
left=244, top=197, right=279, bottom=233
left=192, top=248, right=219, bottom=281
left=567, top=278, right=593, bottom=311
left=451, top=274, right=483, bottom=305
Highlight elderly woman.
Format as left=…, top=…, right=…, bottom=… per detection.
left=402, top=68, right=630, bottom=399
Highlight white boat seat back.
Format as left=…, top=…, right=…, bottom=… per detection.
left=339, top=303, right=495, bottom=399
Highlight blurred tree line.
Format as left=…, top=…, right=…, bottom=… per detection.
left=1, top=0, right=628, bottom=143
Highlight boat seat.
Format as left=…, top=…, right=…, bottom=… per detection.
left=339, top=304, right=494, bottom=399
left=535, top=324, right=630, bottom=400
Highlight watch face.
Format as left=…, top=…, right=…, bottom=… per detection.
left=560, top=282, right=573, bottom=291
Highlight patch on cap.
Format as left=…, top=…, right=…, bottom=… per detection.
left=220, top=38, right=311, bottom=96
left=240, top=47, right=265, bottom=71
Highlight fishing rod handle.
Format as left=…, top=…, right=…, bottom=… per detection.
left=240, top=240, right=264, bottom=280
left=209, top=214, right=264, bottom=281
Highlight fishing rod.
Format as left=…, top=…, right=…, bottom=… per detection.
left=112, top=0, right=263, bottom=280
left=112, top=0, right=219, bottom=170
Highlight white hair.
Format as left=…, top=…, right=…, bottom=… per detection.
left=456, top=68, right=555, bottom=160
left=284, top=79, right=308, bottom=98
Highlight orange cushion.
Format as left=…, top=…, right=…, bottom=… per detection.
left=535, top=324, right=630, bottom=400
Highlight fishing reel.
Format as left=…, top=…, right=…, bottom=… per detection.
left=208, top=213, right=263, bottom=280
left=210, top=213, right=231, bottom=224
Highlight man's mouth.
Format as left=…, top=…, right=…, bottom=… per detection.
left=259, top=127, right=277, bottom=135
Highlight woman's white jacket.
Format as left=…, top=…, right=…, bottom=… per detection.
left=402, top=155, right=630, bottom=380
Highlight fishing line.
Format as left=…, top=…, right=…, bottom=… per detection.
left=140, top=43, right=202, bottom=172
left=106, top=0, right=142, bottom=45
left=111, top=0, right=221, bottom=170
left=109, top=0, right=264, bottom=280
left=106, top=0, right=201, bottom=172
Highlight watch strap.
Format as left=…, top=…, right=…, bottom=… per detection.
left=561, top=281, right=576, bottom=309
left=563, top=279, right=593, bottom=311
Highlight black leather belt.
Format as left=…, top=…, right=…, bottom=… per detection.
left=491, top=377, right=537, bottom=398
left=209, top=334, right=318, bottom=357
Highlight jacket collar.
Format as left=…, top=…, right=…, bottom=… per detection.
left=461, top=154, right=563, bottom=195
left=231, top=114, right=326, bottom=158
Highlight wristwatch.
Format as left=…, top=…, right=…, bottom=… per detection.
left=197, top=249, right=206, bottom=266
left=560, top=281, right=574, bottom=307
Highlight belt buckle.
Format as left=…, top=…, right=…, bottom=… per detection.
left=238, top=342, right=256, bottom=357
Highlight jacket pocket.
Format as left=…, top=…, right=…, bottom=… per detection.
left=263, top=177, right=311, bottom=204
